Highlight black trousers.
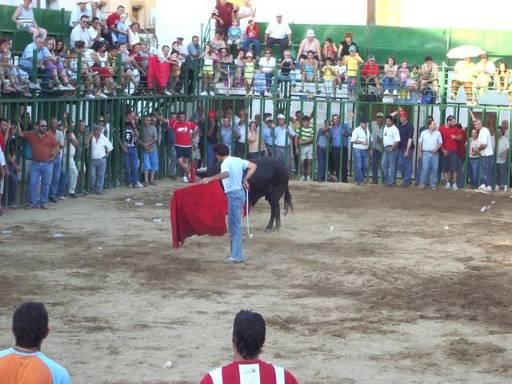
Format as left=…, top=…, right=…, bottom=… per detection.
left=266, top=37, right=289, bottom=58
left=332, top=147, right=348, bottom=182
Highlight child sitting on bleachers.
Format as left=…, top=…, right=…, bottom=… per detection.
left=234, top=49, right=245, bottom=88
left=300, top=50, right=319, bottom=94
left=322, top=57, right=336, bottom=98
left=383, top=56, right=398, bottom=95
left=227, top=20, right=242, bottom=49
left=495, top=62, right=510, bottom=93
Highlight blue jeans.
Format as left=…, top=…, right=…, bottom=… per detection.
left=49, top=154, right=62, bottom=199
left=124, top=147, right=139, bottom=186
left=30, top=161, right=53, bottom=206
left=242, top=38, right=261, bottom=57
left=91, top=158, right=107, bottom=193
left=497, top=162, right=509, bottom=186
left=56, top=170, right=67, bottom=198
left=6, top=164, right=18, bottom=206
left=227, top=189, right=246, bottom=261
left=420, top=151, right=439, bottom=186
left=206, top=143, right=216, bottom=167
left=353, top=148, right=369, bottom=183
left=382, top=148, right=398, bottom=186
left=481, top=155, right=493, bottom=187
left=468, top=158, right=480, bottom=188
left=397, top=150, right=413, bottom=185
left=316, top=145, right=327, bottom=181
left=456, top=156, right=465, bottom=188
left=382, top=76, right=398, bottom=91
left=372, top=149, right=381, bottom=183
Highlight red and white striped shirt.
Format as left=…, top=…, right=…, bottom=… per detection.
left=200, top=360, right=299, bottom=384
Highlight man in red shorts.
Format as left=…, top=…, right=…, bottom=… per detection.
left=158, top=111, right=197, bottom=183
left=199, top=310, right=299, bottom=384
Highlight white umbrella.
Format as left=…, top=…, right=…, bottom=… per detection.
left=447, top=45, right=486, bottom=59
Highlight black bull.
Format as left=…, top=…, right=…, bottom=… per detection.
left=200, top=158, right=293, bottom=231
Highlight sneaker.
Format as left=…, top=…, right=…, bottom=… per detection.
left=299, top=175, right=305, bottom=181
left=306, top=176, right=311, bottom=181
left=209, top=91, right=215, bottom=96
left=69, top=193, right=77, bottom=198
left=452, top=184, right=458, bottom=191
left=183, top=175, right=189, bottom=183
left=383, top=89, right=390, bottom=95
left=418, top=184, right=425, bottom=189
left=25, top=204, right=37, bottom=210
left=199, top=91, right=208, bottom=96
left=479, top=184, right=487, bottom=191
left=485, top=185, right=492, bottom=192
left=225, top=257, right=244, bottom=264
left=65, top=84, right=75, bottom=90
left=431, top=186, right=437, bottom=190
left=134, top=182, right=144, bottom=188
left=164, top=90, right=173, bottom=96
left=57, top=84, right=66, bottom=90
left=85, top=93, right=95, bottom=100
left=392, top=89, right=398, bottom=95
left=49, top=197, right=58, bottom=203
left=98, top=92, right=108, bottom=99
left=505, top=186, right=509, bottom=192
left=445, top=182, right=451, bottom=190
left=39, top=204, right=48, bottom=210
left=57, top=196, right=66, bottom=200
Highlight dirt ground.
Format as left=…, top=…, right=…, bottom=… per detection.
left=1, top=180, right=512, bottom=384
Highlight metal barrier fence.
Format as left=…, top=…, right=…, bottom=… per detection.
left=2, top=94, right=511, bottom=209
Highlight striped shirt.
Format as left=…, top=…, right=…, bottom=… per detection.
left=0, top=348, right=71, bottom=384
left=299, top=125, right=314, bottom=144
left=200, top=360, right=299, bottom=384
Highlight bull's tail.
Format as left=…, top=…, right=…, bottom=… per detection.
left=283, top=187, right=293, bottom=215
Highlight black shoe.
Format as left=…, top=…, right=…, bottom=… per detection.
left=69, top=194, right=77, bottom=198
left=49, top=197, right=58, bottom=203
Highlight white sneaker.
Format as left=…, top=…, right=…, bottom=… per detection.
left=183, top=175, right=189, bottom=183
left=209, top=91, right=215, bottom=96
left=485, top=185, right=492, bottom=192
left=65, top=84, right=75, bottom=90
left=85, top=93, right=95, bottom=100
left=306, top=176, right=311, bottom=181
left=134, top=181, right=144, bottom=188
left=299, top=175, right=305, bottom=181
left=392, top=89, right=398, bottom=95
left=98, top=92, right=108, bottom=99
left=445, top=182, right=451, bottom=190
left=57, top=84, right=66, bottom=90
left=384, top=89, right=390, bottom=95
left=504, top=186, right=509, bottom=192
left=164, top=90, right=173, bottom=96
left=452, top=184, right=458, bottom=191
left=200, top=91, right=208, bottom=96
left=479, top=184, right=487, bottom=191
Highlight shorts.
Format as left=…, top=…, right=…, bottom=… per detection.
left=300, top=144, right=313, bottom=160
left=17, top=22, right=35, bottom=32
left=441, top=151, right=458, bottom=172
left=175, top=146, right=192, bottom=159
left=143, top=150, right=159, bottom=171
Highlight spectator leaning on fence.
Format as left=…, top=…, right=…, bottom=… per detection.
left=298, top=115, right=314, bottom=181
left=90, top=123, right=113, bottom=194
left=141, top=115, right=159, bottom=187
left=418, top=119, right=443, bottom=189
left=439, top=115, right=461, bottom=191
left=381, top=115, right=401, bottom=187
left=351, top=116, right=370, bottom=186
left=316, top=119, right=330, bottom=182
left=370, top=112, right=384, bottom=184
left=17, top=120, right=58, bottom=209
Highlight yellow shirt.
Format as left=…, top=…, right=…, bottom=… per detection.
left=343, top=55, right=362, bottom=77
left=322, top=64, right=336, bottom=81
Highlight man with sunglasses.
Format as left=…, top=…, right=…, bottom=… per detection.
left=17, top=120, right=59, bottom=209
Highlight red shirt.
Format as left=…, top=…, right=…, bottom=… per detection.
left=246, top=23, right=260, bottom=39
left=212, top=2, right=235, bottom=31
left=361, top=62, right=379, bottom=77
left=106, top=13, right=120, bottom=30
left=200, top=359, right=299, bottom=384
left=456, top=128, right=466, bottom=158
left=0, top=132, right=5, bottom=152
left=23, top=131, right=58, bottom=162
left=439, top=125, right=459, bottom=152
left=168, top=118, right=197, bottom=147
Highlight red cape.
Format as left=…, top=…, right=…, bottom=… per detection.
left=170, top=182, right=228, bottom=248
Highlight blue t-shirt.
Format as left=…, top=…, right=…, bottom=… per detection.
left=228, top=26, right=242, bottom=40
left=220, top=156, right=249, bottom=193
left=20, top=43, right=51, bottom=69
left=330, top=123, right=352, bottom=147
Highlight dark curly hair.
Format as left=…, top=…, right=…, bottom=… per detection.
left=232, top=310, right=266, bottom=359
left=12, top=302, right=49, bottom=348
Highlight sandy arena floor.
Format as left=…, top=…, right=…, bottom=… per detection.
left=1, top=180, right=512, bottom=384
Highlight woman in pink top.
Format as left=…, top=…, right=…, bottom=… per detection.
left=297, top=29, right=321, bottom=63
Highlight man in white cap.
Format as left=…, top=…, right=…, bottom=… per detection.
left=69, top=1, right=92, bottom=29
left=274, top=114, right=297, bottom=172
left=264, top=13, right=292, bottom=58
left=297, top=29, right=321, bottom=63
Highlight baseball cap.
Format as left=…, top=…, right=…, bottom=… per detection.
left=368, top=55, right=375, bottom=61
left=376, top=112, right=384, bottom=118
left=306, top=29, right=315, bottom=37
left=208, top=111, right=217, bottom=118
left=349, top=45, right=357, bottom=53
left=277, top=114, right=286, bottom=119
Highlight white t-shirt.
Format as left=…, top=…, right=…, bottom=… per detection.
left=0, top=147, right=5, bottom=167
left=258, top=57, right=276, bottom=73
left=351, top=125, right=370, bottom=150
left=478, top=127, right=494, bottom=157
left=221, top=156, right=249, bottom=193
left=265, top=21, right=292, bottom=39
left=382, top=125, right=400, bottom=148
left=497, top=131, right=510, bottom=164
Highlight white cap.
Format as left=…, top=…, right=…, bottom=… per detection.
left=306, top=29, right=315, bottom=37
left=277, top=114, right=286, bottom=119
